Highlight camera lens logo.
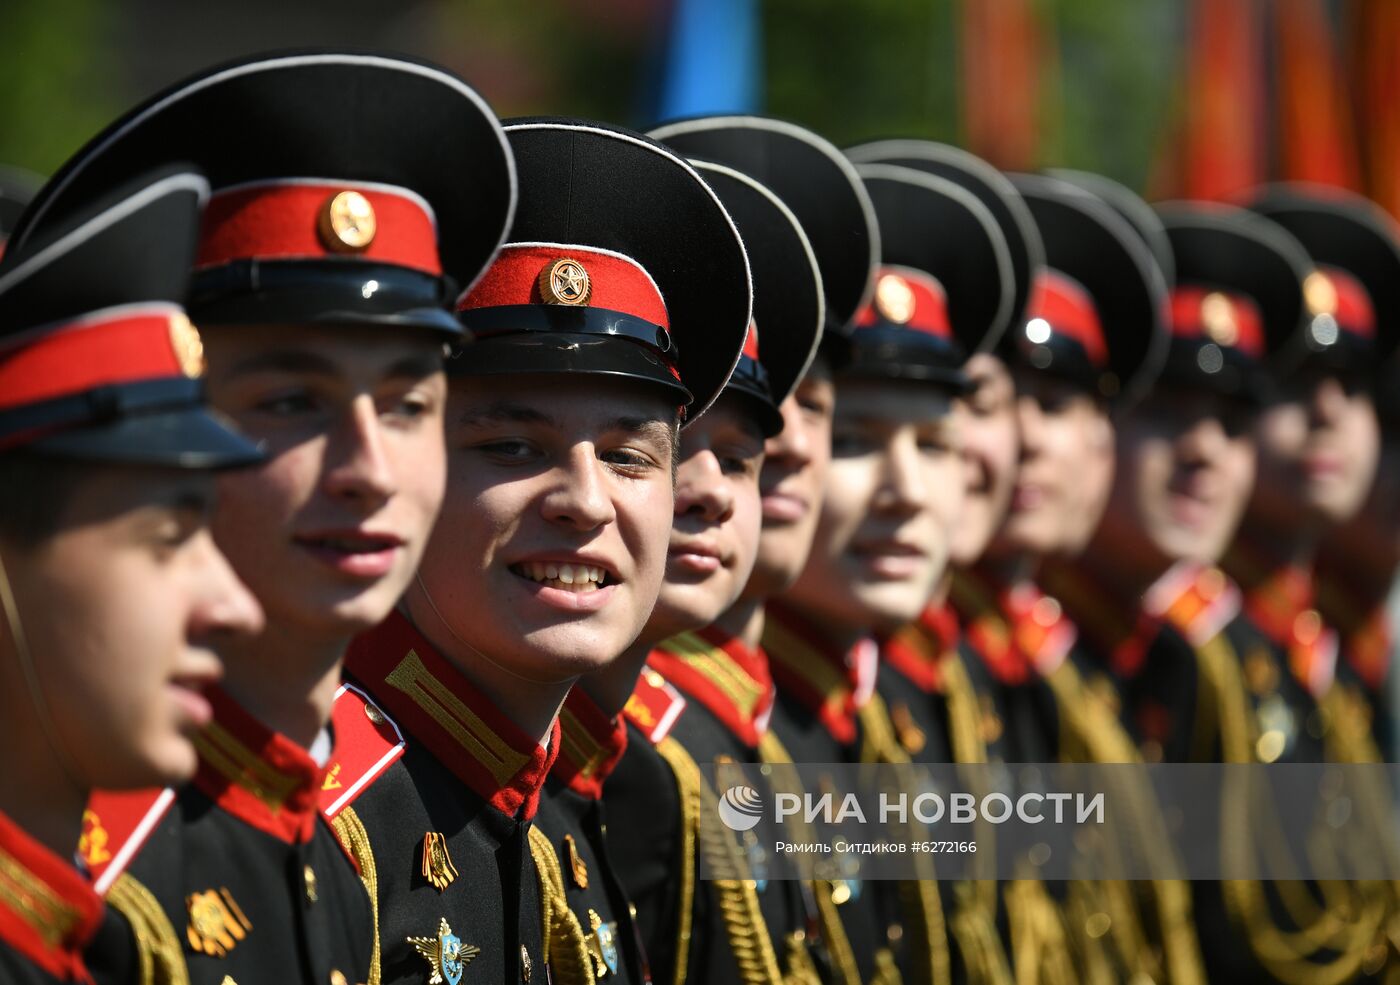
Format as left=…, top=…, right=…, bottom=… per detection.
left=718, top=785, right=765, bottom=832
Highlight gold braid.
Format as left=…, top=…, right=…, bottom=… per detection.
left=1041, top=659, right=1204, bottom=985
left=329, top=806, right=381, bottom=985
left=857, top=691, right=953, bottom=985
left=654, top=736, right=701, bottom=985
left=658, top=735, right=785, bottom=985
left=758, top=731, right=863, bottom=985
left=105, top=873, right=190, bottom=985
left=527, top=825, right=597, bottom=985
left=1196, top=635, right=1388, bottom=984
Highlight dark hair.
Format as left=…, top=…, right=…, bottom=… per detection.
left=0, top=452, right=88, bottom=549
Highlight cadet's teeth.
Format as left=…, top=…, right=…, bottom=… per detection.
left=515, top=562, right=607, bottom=591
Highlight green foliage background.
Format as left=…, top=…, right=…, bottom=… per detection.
left=0, top=0, right=1183, bottom=192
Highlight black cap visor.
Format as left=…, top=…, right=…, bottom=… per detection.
left=447, top=332, right=692, bottom=406
left=191, top=259, right=462, bottom=335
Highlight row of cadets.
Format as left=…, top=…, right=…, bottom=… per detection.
left=6, top=51, right=518, bottom=985
left=321, top=118, right=752, bottom=985
left=600, top=114, right=880, bottom=985
left=0, top=168, right=266, bottom=984
left=1213, top=187, right=1400, bottom=982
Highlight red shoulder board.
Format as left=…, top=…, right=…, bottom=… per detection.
left=83, top=787, right=176, bottom=895
left=320, top=683, right=406, bottom=819
left=622, top=668, right=687, bottom=745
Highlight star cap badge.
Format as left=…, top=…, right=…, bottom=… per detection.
left=875, top=273, right=916, bottom=324
left=319, top=189, right=377, bottom=253
left=408, top=917, right=478, bottom=985
left=538, top=257, right=592, bottom=306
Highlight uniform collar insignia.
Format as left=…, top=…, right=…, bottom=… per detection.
left=881, top=604, right=959, bottom=694
left=621, top=668, right=688, bottom=744
left=192, top=686, right=324, bottom=844
left=951, top=571, right=1075, bottom=683
left=1315, top=568, right=1392, bottom=693
left=761, top=605, right=876, bottom=745
left=345, top=611, right=560, bottom=820
left=1042, top=560, right=1161, bottom=679
left=554, top=688, right=628, bottom=800
left=0, top=807, right=104, bottom=980
left=1142, top=561, right=1241, bottom=647
left=1224, top=541, right=1338, bottom=698
left=647, top=626, right=775, bottom=748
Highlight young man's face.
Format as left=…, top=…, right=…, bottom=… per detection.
left=1250, top=369, right=1380, bottom=531
left=783, top=379, right=965, bottom=636
left=1100, top=387, right=1257, bottom=570
left=406, top=375, right=677, bottom=682
left=994, top=371, right=1113, bottom=559
left=202, top=324, right=448, bottom=640
left=743, top=365, right=836, bottom=600
left=951, top=353, right=1020, bottom=566
left=647, top=394, right=766, bottom=640
left=2, top=467, right=262, bottom=788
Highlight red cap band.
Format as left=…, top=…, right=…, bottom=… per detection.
left=742, top=321, right=760, bottom=360
left=856, top=267, right=953, bottom=340
left=1315, top=265, right=1376, bottom=339
left=1026, top=270, right=1108, bottom=367
left=196, top=180, right=441, bottom=276
left=458, top=244, right=669, bottom=328
left=1168, top=287, right=1265, bottom=358
left=0, top=303, right=198, bottom=412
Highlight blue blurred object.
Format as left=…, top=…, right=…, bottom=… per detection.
left=655, top=0, right=761, bottom=119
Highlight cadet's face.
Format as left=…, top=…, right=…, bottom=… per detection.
left=996, top=372, right=1113, bottom=558
left=745, top=369, right=836, bottom=599
left=406, top=376, right=676, bottom=681
left=1106, top=388, right=1257, bottom=568
left=782, top=380, right=964, bottom=636
left=951, top=354, right=1019, bottom=566
left=647, top=395, right=766, bottom=640
left=202, top=325, right=448, bottom=640
left=1251, top=370, right=1380, bottom=529
left=3, top=468, right=262, bottom=788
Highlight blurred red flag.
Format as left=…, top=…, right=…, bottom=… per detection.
left=1179, top=0, right=1266, bottom=201
left=1352, top=0, right=1400, bottom=217
left=960, top=0, right=1040, bottom=172
left=1275, top=0, right=1360, bottom=191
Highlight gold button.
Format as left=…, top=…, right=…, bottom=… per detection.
left=520, top=944, right=533, bottom=982
left=330, top=973, right=348, bottom=985
left=303, top=864, right=318, bottom=903
left=1085, top=912, right=1112, bottom=939
left=365, top=703, right=386, bottom=725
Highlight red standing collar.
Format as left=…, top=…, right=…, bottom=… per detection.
left=554, top=689, right=628, bottom=800
left=648, top=626, right=776, bottom=748
left=0, top=808, right=103, bottom=982
left=345, top=611, right=560, bottom=820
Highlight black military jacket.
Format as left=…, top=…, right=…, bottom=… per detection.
left=85, top=687, right=374, bottom=985
left=534, top=688, right=647, bottom=985
left=326, top=611, right=554, bottom=985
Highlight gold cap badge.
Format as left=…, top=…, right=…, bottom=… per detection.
left=875, top=273, right=916, bottom=324
left=1304, top=271, right=1338, bottom=316
left=539, top=258, right=592, bottom=306
left=318, top=190, right=377, bottom=253
left=1200, top=292, right=1239, bottom=347
left=169, top=312, right=206, bottom=379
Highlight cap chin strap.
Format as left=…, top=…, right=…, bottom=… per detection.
left=409, top=571, right=577, bottom=687
left=0, top=547, right=88, bottom=796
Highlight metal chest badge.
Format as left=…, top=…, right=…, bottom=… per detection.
left=186, top=888, right=252, bottom=956
left=586, top=909, right=620, bottom=978
left=421, top=831, right=459, bottom=892
left=408, top=917, right=479, bottom=985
